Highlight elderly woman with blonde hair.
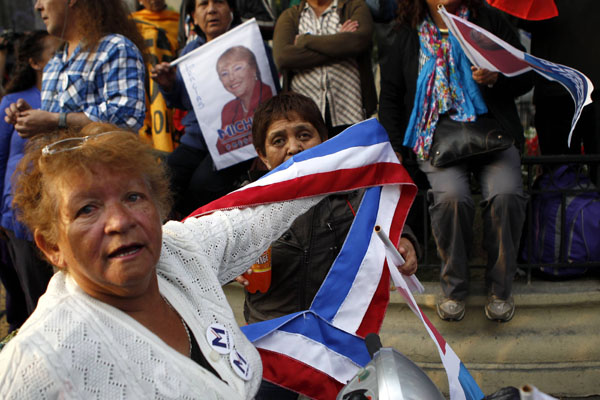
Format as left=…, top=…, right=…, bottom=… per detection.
left=0, top=122, right=322, bottom=399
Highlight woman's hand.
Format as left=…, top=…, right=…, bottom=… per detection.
left=234, top=268, right=253, bottom=287
left=151, top=62, right=177, bottom=92
left=471, top=66, right=498, bottom=86
left=15, top=109, right=59, bottom=138
left=4, top=98, right=31, bottom=125
left=397, top=237, right=417, bottom=276
left=5, top=99, right=58, bottom=138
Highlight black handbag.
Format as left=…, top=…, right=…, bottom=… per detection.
left=429, top=114, right=513, bottom=168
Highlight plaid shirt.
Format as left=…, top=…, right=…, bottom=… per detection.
left=42, top=34, right=146, bottom=131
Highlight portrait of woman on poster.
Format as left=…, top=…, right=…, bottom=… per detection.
left=216, top=46, right=273, bottom=155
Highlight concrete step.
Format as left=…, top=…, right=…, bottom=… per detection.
left=380, top=280, right=600, bottom=398
left=223, top=278, right=600, bottom=398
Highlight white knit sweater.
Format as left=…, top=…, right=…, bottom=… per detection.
left=0, top=197, right=320, bottom=399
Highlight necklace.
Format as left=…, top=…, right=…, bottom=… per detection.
left=162, top=295, right=192, bottom=357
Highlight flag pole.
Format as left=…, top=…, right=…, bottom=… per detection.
left=374, top=225, right=405, bottom=267
left=374, top=225, right=424, bottom=294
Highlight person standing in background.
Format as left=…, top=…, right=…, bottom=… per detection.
left=272, top=0, right=376, bottom=137
left=0, top=31, right=61, bottom=331
left=4, top=0, right=147, bottom=137
left=132, top=0, right=181, bottom=152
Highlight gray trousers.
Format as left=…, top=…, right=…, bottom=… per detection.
left=419, top=146, right=527, bottom=300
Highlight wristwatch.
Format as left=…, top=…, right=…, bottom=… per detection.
left=58, top=112, right=68, bottom=129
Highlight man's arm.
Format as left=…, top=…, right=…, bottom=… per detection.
left=294, top=0, right=374, bottom=59
left=273, top=8, right=336, bottom=70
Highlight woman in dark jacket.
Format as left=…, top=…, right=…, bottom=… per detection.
left=379, top=0, right=532, bottom=322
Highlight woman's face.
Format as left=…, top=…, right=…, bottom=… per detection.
left=258, top=113, right=323, bottom=170
left=217, top=53, right=257, bottom=99
left=35, top=0, right=68, bottom=39
left=38, top=165, right=163, bottom=302
left=194, top=0, right=232, bottom=42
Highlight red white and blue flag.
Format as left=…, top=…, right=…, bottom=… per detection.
left=191, top=119, right=483, bottom=400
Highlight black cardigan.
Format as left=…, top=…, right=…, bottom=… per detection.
left=378, top=5, right=534, bottom=154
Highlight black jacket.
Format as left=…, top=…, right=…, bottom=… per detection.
left=243, top=190, right=419, bottom=323
left=378, top=5, right=534, bottom=154
left=244, top=191, right=361, bottom=323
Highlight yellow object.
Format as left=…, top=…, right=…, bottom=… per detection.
left=132, top=8, right=180, bottom=152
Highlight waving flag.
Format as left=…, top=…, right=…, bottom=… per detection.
left=191, top=119, right=482, bottom=399
left=438, top=6, right=594, bottom=148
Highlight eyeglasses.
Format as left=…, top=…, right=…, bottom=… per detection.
left=41, top=131, right=131, bottom=156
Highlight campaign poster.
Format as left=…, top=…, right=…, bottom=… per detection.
left=175, top=19, right=276, bottom=170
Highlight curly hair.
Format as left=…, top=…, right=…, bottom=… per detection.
left=73, top=0, right=146, bottom=55
left=13, top=123, right=172, bottom=249
left=4, top=31, right=49, bottom=94
left=396, top=0, right=483, bottom=28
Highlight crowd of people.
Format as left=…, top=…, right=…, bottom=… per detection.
left=0, top=0, right=597, bottom=398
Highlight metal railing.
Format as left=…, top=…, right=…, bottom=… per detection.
left=408, top=155, right=600, bottom=284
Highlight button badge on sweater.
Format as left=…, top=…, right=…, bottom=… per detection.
left=229, top=350, right=252, bottom=381
left=206, top=323, right=232, bottom=354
